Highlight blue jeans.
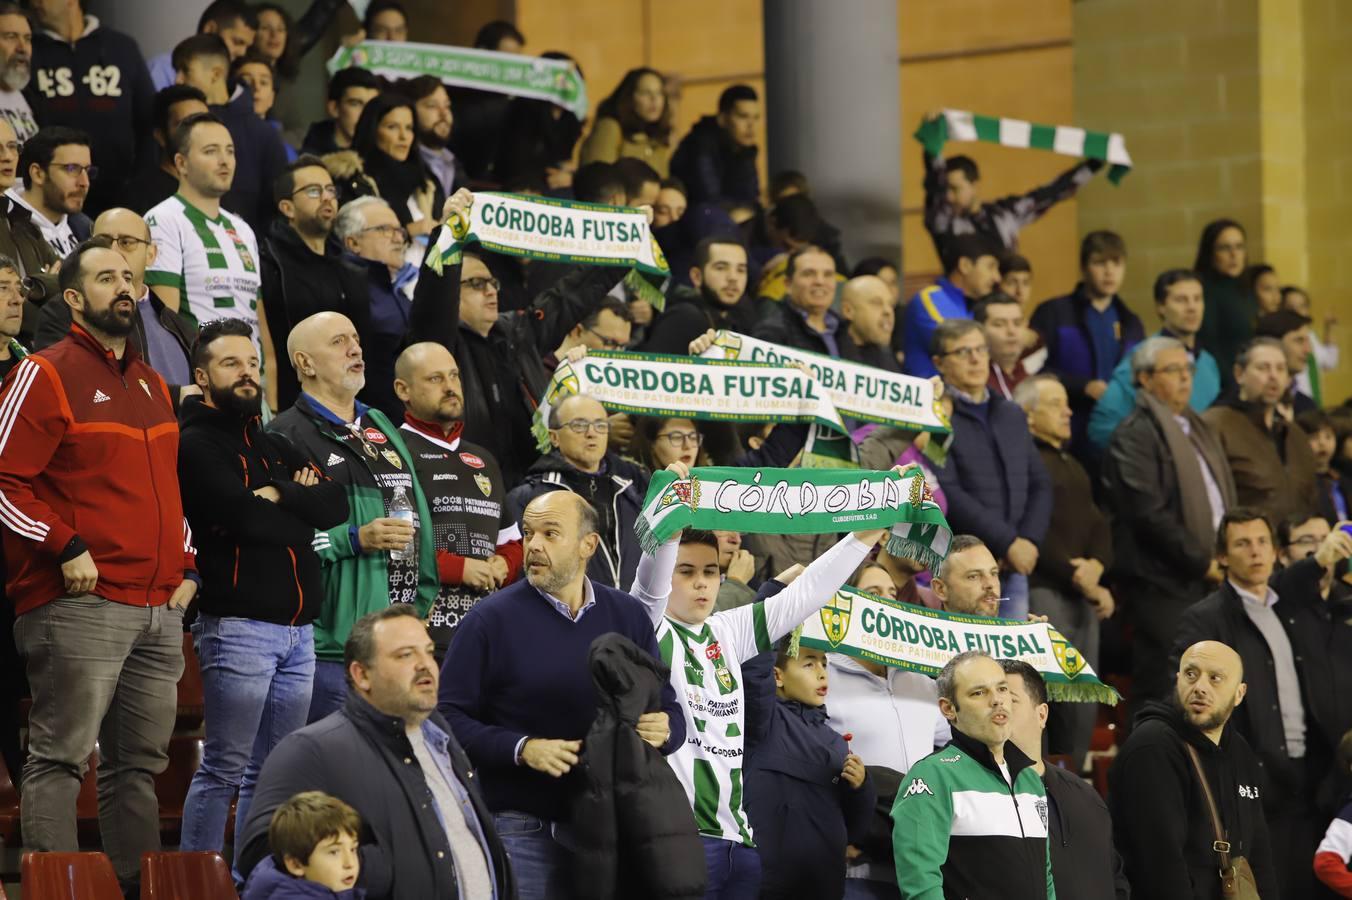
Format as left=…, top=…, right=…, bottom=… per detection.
left=307, top=658, right=349, bottom=723
left=180, top=616, right=313, bottom=863
left=703, top=836, right=760, bottom=900
left=494, top=811, right=572, bottom=900
left=999, top=573, right=1029, bottom=620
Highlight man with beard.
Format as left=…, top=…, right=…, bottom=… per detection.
left=930, top=534, right=1004, bottom=618
left=891, top=651, right=1054, bottom=900
left=1110, top=640, right=1278, bottom=899
left=146, top=112, right=279, bottom=412
left=393, top=341, right=521, bottom=654
left=0, top=239, right=198, bottom=892
left=268, top=311, right=438, bottom=723
left=35, top=208, right=196, bottom=404
left=6, top=125, right=91, bottom=255
left=398, top=75, right=461, bottom=197
left=642, top=236, right=754, bottom=355
left=261, top=155, right=371, bottom=411
left=438, top=490, right=684, bottom=900
left=175, top=317, right=347, bottom=862
left=0, top=4, right=36, bottom=142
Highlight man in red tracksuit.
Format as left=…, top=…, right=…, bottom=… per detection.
left=0, top=236, right=198, bottom=891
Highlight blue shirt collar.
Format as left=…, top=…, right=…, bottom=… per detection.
left=302, top=390, right=370, bottom=426
left=536, top=578, right=597, bottom=622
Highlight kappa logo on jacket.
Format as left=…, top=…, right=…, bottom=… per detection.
left=904, top=778, right=934, bottom=797
left=92, top=389, right=110, bottom=403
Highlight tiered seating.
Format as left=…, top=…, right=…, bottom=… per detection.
left=22, top=851, right=121, bottom=899
left=140, top=851, right=237, bottom=899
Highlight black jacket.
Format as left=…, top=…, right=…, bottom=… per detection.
left=570, top=633, right=705, bottom=900
left=1043, top=763, right=1129, bottom=900
left=239, top=694, right=515, bottom=900
left=1109, top=701, right=1276, bottom=900
left=642, top=284, right=757, bottom=356
left=259, top=220, right=373, bottom=411
left=178, top=397, right=347, bottom=625
left=752, top=298, right=835, bottom=357
left=746, top=696, right=877, bottom=900
left=669, top=115, right=760, bottom=207
left=1173, top=559, right=1337, bottom=810
left=425, top=261, right=625, bottom=487
left=1101, top=404, right=1215, bottom=594
left=505, top=451, right=648, bottom=590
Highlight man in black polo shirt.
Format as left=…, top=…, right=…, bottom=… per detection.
left=393, top=341, right=520, bottom=652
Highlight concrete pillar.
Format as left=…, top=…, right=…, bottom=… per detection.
left=762, top=0, right=901, bottom=265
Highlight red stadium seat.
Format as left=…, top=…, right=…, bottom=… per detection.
left=177, top=633, right=205, bottom=730
left=140, top=851, right=237, bottom=900
left=153, top=738, right=203, bottom=843
left=22, top=851, right=121, bottom=899
left=0, top=752, right=19, bottom=847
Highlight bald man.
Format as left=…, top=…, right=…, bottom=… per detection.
left=1109, top=640, right=1277, bottom=899
left=34, top=208, right=197, bottom=399
left=438, top=489, right=687, bottom=900
left=268, top=312, right=438, bottom=722
left=840, top=274, right=900, bottom=372
left=393, top=342, right=521, bottom=652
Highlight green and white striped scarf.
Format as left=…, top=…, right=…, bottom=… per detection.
left=915, top=108, right=1132, bottom=184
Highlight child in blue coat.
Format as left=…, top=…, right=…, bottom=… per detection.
left=241, top=791, right=365, bottom=899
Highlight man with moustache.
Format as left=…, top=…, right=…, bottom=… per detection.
left=260, top=155, right=371, bottom=411
left=0, top=239, right=198, bottom=891
left=891, top=651, right=1054, bottom=900
left=393, top=341, right=521, bottom=653
left=1110, top=641, right=1278, bottom=899
left=268, top=311, right=438, bottom=723
left=0, top=3, right=37, bottom=142
left=239, top=605, right=514, bottom=900
left=929, top=534, right=1004, bottom=618
left=398, top=75, right=461, bottom=196
left=6, top=125, right=92, bottom=255
left=175, top=317, right=347, bottom=860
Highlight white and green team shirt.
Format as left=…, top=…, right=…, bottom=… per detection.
left=639, top=534, right=873, bottom=847
left=145, top=194, right=262, bottom=349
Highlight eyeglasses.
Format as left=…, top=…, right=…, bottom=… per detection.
left=656, top=430, right=702, bottom=448
left=359, top=224, right=408, bottom=244
left=1151, top=363, right=1197, bottom=376
left=109, top=234, right=153, bottom=253
left=0, top=140, right=20, bottom=156
left=557, top=419, right=610, bottom=434
left=583, top=325, right=626, bottom=350
left=1287, top=535, right=1322, bottom=547
left=292, top=184, right=338, bottom=200
left=460, top=276, right=501, bottom=293
left=940, top=344, right=989, bottom=360
left=49, top=163, right=98, bottom=180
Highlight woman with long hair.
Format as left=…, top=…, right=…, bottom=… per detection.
left=580, top=67, right=674, bottom=176
left=352, top=93, right=445, bottom=241
left=1192, top=218, right=1254, bottom=387
left=631, top=416, right=710, bottom=471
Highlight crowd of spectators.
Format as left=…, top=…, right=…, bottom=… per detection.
left=0, top=1, right=1350, bottom=899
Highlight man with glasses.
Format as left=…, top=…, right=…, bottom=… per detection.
left=931, top=318, right=1051, bottom=620
left=1102, top=336, right=1237, bottom=711
left=0, top=3, right=36, bottom=143
left=35, top=210, right=196, bottom=403
left=146, top=112, right=279, bottom=412
left=262, top=155, right=372, bottom=410
left=506, top=394, right=649, bottom=589
left=548, top=296, right=634, bottom=372
left=5, top=125, right=91, bottom=256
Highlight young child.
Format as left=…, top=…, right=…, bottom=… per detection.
left=242, top=791, right=364, bottom=899
left=744, top=639, right=876, bottom=900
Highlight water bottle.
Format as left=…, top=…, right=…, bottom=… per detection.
left=388, top=486, right=417, bottom=562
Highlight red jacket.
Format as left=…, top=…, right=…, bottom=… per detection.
left=0, top=323, right=195, bottom=614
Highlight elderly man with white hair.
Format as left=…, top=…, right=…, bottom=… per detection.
left=268, top=310, right=439, bottom=723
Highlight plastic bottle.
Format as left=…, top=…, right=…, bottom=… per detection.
left=388, top=486, right=416, bottom=562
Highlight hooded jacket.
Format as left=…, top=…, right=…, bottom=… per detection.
left=1041, top=763, right=1129, bottom=900
left=505, top=450, right=648, bottom=590
left=891, top=727, right=1054, bottom=900
left=669, top=115, right=760, bottom=207
left=570, top=633, right=706, bottom=900
left=178, top=396, right=348, bottom=626
left=241, top=856, right=365, bottom=900
left=1109, top=700, right=1277, bottom=900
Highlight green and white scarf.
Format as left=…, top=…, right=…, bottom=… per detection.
left=699, top=330, right=950, bottom=433
left=915, top=108, right=1132, bottom=184
left=329, top=41, right=588, bottom=119
left=799, top=586, right=1120, bottom=704
left=426, top=192, right=670, bottom=307
left=533, top=350, right=846, bottom=451
left=637, top=465, right=952, bottom=570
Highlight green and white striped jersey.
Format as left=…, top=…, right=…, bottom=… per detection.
left=643, top=534, right=873, bottom=846
left=145, top=194, right=262, bottom=349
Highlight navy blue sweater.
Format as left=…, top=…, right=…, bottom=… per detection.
left=437, top=577, right=685, bottom=821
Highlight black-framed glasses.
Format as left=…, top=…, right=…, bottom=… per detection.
left=584, top=325, right=625, bottom=350
left=556, top=419, right=610, bottom=434
left=359, top=224, right=408, bottom=244
left=940, top=344, right=989, bottom=360
left=460, top=276, right=501, bottom=293
left=49, top=162, right=98, bottom=180
left=656, top=430, right=702, bottom=448
left=292, top=184, right=338, bottom=200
